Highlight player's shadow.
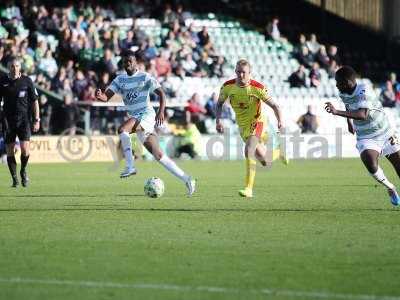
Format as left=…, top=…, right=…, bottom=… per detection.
left=0, top=194, right=144, bottom=198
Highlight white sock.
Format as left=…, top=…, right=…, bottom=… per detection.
left=371, top=167, right=395, bottom=190
left=119, top=131, right=134, bottom=168
left=158, top=155, right=189, bottom=183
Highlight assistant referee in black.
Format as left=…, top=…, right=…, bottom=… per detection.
left=0, top=58, right=40, bottom=187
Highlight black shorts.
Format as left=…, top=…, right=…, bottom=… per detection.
left=3, top=119, right=31, bottom=144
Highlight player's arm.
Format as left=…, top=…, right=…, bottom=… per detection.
left=215, top=93, right=226, bottom=134
left=95, top=88, right=115, bottom=102
left=28, top=79, right=40, bottom=132
left=345, top=106, right=355, bottom=134
left=154, top=87, right=166, bottom=126
left=265, top=98, right=283, bottom=130
left=259, top=85, right=283, bottom=130
left=325, top=102, right=368, bottom=121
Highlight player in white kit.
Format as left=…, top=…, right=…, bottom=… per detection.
left=325, top=66, right=400, bottom=206
left=95, top=51, right=195, bottom=196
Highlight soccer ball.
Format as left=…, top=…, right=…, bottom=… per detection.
left=144, top=177, right=165, bottom=198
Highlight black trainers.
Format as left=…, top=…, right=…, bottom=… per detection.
left=11, top=176, right=19, bottom=188
left=20, top=171, right=29, bottom=187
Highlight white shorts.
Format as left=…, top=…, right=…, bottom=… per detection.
left=356, top=134, right=400, bottom=157
left=128, top=110, right=156, bottom=143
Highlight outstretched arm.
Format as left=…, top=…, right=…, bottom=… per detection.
left=95, top=89, right=115, bottom=102
left=265, top=98, right=283, bottom=130
left=154, top=88, right=166, bottom=126
left=325, top=102, right=368, bottom=121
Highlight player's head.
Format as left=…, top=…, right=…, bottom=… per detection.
left=335, top=66, right=357, bottom=94
left=235, top=59, right=251, bottom=86
left=7, top=57, right=22, bottom=79
left=122, top=50, right=137, bottom=74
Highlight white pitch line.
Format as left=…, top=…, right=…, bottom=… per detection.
left=0, top=277, right=399, bottom=300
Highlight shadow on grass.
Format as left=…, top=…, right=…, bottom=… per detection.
left=0, top=194, right=144, bottom=198
left=0, top=207, right=397, bottom=213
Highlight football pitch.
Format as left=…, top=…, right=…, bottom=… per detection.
left=0, top=159, right=400, bottom=300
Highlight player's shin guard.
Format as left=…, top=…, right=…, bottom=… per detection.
left=119, top=131, right=134, bottom=168
left=7, top=155, right=17, bottom=178
left=245, top=158, right=257, bottom=190
left=158, top=155, right=189, bottom=182
left=371, top=167, right=395, bottom=190
left=20, top=154, right=29, bottom=173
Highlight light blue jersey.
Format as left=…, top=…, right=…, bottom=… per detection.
left=340, top=83, right=392, bottom=140
left=108, top=71, right=161, bottom=120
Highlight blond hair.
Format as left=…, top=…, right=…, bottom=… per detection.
left=236, top=59, right=251, bottom=69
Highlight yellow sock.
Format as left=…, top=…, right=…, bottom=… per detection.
left=245, top=158, right=257, bottom=190
left=272, top=149, right=280, bottom=161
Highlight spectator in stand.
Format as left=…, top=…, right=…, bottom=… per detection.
left=195, top=51, right=212, bottom=77
left=38, top=94, right=52, bottom=135
left=62, top=93, right=80, bottom=135
left=144, top=38, right=158, bottom=60
left=297, top=105, right=319, bottom=134
left=197, top=26, right=213, bottom=52
left=120, top=30, right=137, bottom=51
left=51, top=67, right=67, bottom=91
left=20, top=46, right=34, bottom=74
left=328, top=45, right=341, bottom=65
left=161, top=3, right=177, bottom=26
left=72, top=70, right=88, bottom=99
left=38, top=49, right=58, bottom=78
left=160, top=71, right=178, bottom=98
left=296, top=46, right=313, bottom=69
left=59, top=78, right=73, bottom=97
left=186, top=92, right=207, bottom=127
left=306, top=33, right=320, bottom=55
left=266, top=17, right=281, bottom=41
left=288, top=65, right=307, bottom=88
left=98, top=72, right=110, bottom=92
left=327, top=59, right=339, bottom=78
left=204, top=92, right=233, bottom=122
left=211, top=56, right=225, bottom=78
left=181, top=53, right=196, bottom=76
left=294, top=33, right=307, bottom=56
left=96, top=48, right=117, bottom=76
left=309, top=62, right=321, bottom=87
left=315, top=45, right=330, bottom=70
left=205, top=92, right=218, bottom=118
left=176, top=4, right=192, bottom=26
left=380, top=80, right=396, bottom=108
left=81, top=84, right=96, bottom=102
left=155, top=50, right=172, bottom=77
left=388, top=72, right=400, bottom=96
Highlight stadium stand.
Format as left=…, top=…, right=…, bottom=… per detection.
left=0, top=0, right=399, bottom=141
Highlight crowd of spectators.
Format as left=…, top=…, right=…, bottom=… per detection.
left=380, top=72, right=400, bottom=108
left=0, top=0, right=227, bottom=135
left=288, top=32, right=341, bottom=88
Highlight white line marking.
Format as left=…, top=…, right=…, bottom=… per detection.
left=0, top=277, right=399, bottom=300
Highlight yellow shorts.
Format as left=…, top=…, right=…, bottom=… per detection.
left=239, top=121, right=268, bottom=143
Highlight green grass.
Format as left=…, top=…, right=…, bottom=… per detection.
left=0, top=159, right=400, bottom=300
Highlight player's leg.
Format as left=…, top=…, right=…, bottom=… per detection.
left=386, top=151, right=400, bottom=178
left=140, top=132, right=195, bottom=196
left=19, top=141, right=30, bottom=187
left=5, top=141, right=18, bottom=187
left=17, top=121, right=32, bottom=187
left=117, top=117, right=139, bottom=178
left=239, top=135, right=259, bottom=198
left=360, top=149, right=398, bottom=205
left=384, top=138, right=400, bottom=205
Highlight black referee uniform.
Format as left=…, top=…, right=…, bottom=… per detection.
left=0, top=74, right=38, bottom=186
